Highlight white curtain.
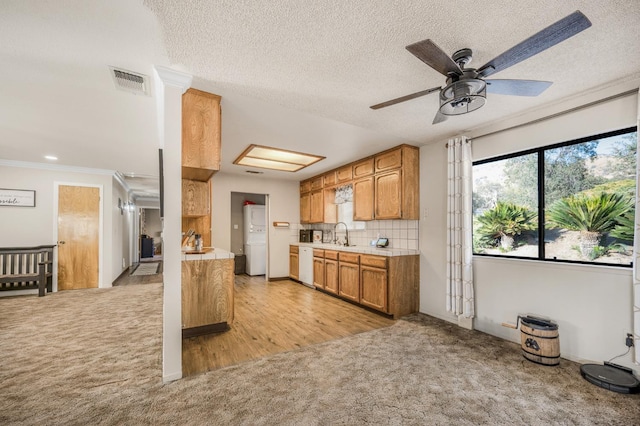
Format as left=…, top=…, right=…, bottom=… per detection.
left=446, top=137, right=475, bottom=318
left=633, top=90, right=640, bottom=363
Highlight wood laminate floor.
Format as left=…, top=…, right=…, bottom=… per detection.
left=182, top=274, right=395, bottom=376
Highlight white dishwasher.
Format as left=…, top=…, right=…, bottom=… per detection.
left=298, top=246, right=314, bottom=287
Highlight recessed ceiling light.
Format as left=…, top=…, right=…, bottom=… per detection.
left=44, top=155, right=58, bottom=161
left=233, top=145, right=324, bottom=172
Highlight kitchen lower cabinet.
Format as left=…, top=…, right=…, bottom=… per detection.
left=360, top=265, right=387, bottom=312
left=338, top=252, right=360, bottom=303
left=297, top=245, right=419, bottom=318
left=313, top=255, right=325, bottom=289
left=289, top=245, right=299, bottom=280
left=182, top=257, right=234, bottom=337
left=324, top=259, right=339, bottom=294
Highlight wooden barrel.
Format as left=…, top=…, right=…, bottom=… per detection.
left=520, top=316, right=560, bottom=366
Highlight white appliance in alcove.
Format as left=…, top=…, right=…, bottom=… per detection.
left=243, top=204, right=266, bottom=275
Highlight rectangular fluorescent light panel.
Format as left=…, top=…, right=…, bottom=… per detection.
left=234, top=144, right=325, bottom=172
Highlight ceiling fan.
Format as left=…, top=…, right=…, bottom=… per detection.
left=370, top=10, right=592, bottom=124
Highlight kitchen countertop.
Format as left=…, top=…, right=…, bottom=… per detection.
left=293, top=242, right=419, bottom=257
left=182, top=247, right=235, bottom=261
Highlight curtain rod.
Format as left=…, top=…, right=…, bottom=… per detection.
left=469, top=88, right=638, bottom=142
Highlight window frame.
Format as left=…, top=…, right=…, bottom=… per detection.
left=472, top=126, right=637, bottom=268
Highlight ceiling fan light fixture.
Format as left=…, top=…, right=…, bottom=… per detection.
left=439, top=79, right=486, bottom=116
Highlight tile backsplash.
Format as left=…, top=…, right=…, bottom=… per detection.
left=289, top=220, right=419, bottom=250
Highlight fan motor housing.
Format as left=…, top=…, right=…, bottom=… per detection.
left=439, top=78, right=486, bottom=116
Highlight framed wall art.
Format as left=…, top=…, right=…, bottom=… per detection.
left=0, top=188, right=36, bottom=207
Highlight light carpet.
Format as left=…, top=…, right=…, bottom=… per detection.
left=131, top=262, right=159, bottom=276
left=1, top=282, right=638, bottom=425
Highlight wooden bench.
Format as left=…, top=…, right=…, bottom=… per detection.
left=0, top=245, right=55, bottom=297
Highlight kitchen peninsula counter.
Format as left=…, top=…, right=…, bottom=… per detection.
left=181, top=248, right=234, bottom=338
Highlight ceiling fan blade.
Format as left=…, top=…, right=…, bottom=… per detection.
left=370, top=86, right=441, bottom=110
left=406, top=39, right=461, bottom=77
left=478, top=10, right=591, bottom=78
left=432, top=111, right=447, bottom=125
left=485, top=79, right=553, bottom=96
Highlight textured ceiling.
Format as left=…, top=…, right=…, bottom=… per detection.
left=1, top=1, right=639, bottom=196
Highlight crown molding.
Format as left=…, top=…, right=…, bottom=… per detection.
left=0, top=159, right=115, bottom=176
left=154, top=66, right=192, bottom=94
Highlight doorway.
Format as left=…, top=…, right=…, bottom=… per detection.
left=139, top=208, right=162, bottom=261
left=230, top=192, right=268, bottom=277
left=54, top=183, right=102, bottom=290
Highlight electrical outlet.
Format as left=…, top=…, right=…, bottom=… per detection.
left=626, top=333, right=634, bottom=348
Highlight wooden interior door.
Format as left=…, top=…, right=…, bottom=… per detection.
left=57, top=185, right=100, bottom=290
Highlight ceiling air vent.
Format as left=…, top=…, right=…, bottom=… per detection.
left=109, top=66, right=150, bottom=96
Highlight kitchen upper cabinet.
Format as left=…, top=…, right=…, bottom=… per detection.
left=353, top=157, right=374, bottom=178
left=300, top=191, right=311, bottom=224
left=298, top=144, right=419, bottom=223
left=375, top=147, right=402, bottom=172
left=309, top=190, right=324, bottom=223
left=336, top=165, right=353, bottom=183
left=323, top=171, right=337, bottom=187
left=182, top=88, right=221, bottom=181
left=374, top=170, right=402, bottom=220
left=353, top=177, right=374, bottom=221
left=323, top=187, right=337, bottom=224
left=310, top=176, right=324, bottom=191
left=324, top=250, right=339, bottom=295
left=182, top=179, right=210, bottom=217
left=289, top=245, right=299, bottom=280
left=375, top=145, right=419, bottom=219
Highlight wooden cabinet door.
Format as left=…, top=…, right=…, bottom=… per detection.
left=182, top=88, right=221, bottom=178
left=375, top=170, right=402, bottom=219
left=310, top=190, right=324, bottom=223
left=182, top=258, right=234, bottom=328
left=353, top=157, right=374, bottom=178
left=323, top=187, right=337, bottom=224
left=353, top=177, right=374, bottom=221
left=313, top=257, right=325, bottom=289
left=336, top=165, right=353, bottom=183
left=324, top=259, right=339, bottom=294
left=360, top=265, right=388, bottom=312
left=300, top=192, right=311, bottom=224
left=310, top=176, right=324, bottom=191
left=323, top=171, right=337, bottom=187
left=338, top=262, right=360, bottom=302
left=375, top=147, right=402, bottom=172
left=182, top=179, right=210, bottom=217
left=289, top=253, right=299, bottom=280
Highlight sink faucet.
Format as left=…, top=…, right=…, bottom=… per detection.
left=334, top=222, right=349, bottom=246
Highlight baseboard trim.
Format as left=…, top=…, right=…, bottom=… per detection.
left=182, top=322, right=229, bottom=339
left=268, top=276, right=291, bottom=282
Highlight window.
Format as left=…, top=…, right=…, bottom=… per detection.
left=472, top=127, right=637, bottom=266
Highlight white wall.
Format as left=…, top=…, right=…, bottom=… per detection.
left=419, top=81, right=639, bottom=371
left=112, top=176, right=132, bottom=280
left=0, top=163, right=126, bottom=288
left=211, top=172, right=300, bottom=278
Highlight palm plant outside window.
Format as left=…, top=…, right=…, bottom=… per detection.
left=472, top=127, right=637, bottom=266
